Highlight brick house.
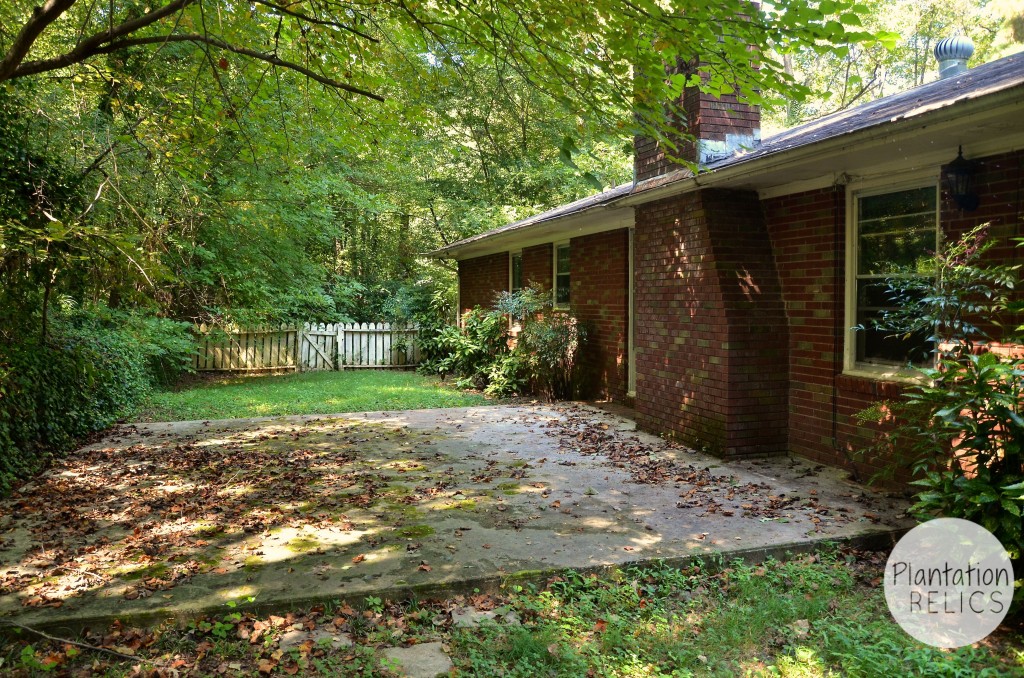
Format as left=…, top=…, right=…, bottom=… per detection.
left=431, top=51, right=1024, bottom=479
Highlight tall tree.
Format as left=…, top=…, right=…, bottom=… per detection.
left=1, top=0, right=888, bottom=325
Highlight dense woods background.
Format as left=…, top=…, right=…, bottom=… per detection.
left=0, top=0, right=1022, bottom=491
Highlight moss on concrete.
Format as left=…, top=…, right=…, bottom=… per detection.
left=286, top=537, right=321, bottom=553
left=394, top=525, right=435, bottom=539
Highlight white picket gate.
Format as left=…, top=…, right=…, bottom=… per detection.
left=194, top=322, right=420, bottom=372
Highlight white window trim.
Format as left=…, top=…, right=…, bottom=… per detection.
left=553, top=240, right=570, bottom=310
left=843, top=170, right=941, bottom=381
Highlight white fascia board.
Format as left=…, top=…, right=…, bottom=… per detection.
left=756, top=126, right=1024, bottom=200
left=444, top=206, right=635, bottom=261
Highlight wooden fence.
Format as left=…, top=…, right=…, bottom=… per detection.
left=194, top=323, right=420, bottom=372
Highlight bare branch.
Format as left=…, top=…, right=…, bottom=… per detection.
left=250, top=0, right=379, bottom=44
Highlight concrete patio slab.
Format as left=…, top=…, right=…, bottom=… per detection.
left=0, top=404, right=913, bottom=633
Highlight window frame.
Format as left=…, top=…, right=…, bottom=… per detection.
left=844, top=172, right=941, bottom=380
left=553, top=241, right=571, bottom=310
left=509, top=250, right=523, bottom=293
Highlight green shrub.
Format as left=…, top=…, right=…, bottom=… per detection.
left=419, top=285, right=587, bottom=399
left=517, top=311, right=586, bottom=400
left=496, top=285, right=587, bottom=400
left=484, top=353, right=528, bottom=397
left=856, top=225, right=1024, bottom=559
left=0, top=304, right=196, bottom=495
left=419, top=306, right=510, bottom=382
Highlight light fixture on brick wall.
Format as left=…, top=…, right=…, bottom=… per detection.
left=943, top=146, right=979, bottom=211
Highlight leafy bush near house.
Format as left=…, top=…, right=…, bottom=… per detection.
left=0, top=304, right=195, bottom=495
left=420, top=307, right=511, bottom=385
left=856, top=225, right=1024, bottom=559
left=496, top=286, right=587, bottom=400
left=420, top=285, right=586, bottom=399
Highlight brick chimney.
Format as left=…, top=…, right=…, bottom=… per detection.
left=634, top=62, right=761, bottom=182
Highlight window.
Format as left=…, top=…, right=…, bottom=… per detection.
left=510, top=252, right=523, bottom=292
left=554, top=243, right=570, bottom=307
left=849, top=184, right=938, bottom=371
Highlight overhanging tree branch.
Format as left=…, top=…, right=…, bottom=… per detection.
left=1, top=0, right=195, bottom=81
left=0, top=0, right=78, bottom=80
left=0, top=0, right=383, bottom=101
left=249, top=0, right=379, bottom=44
left=96, top=34, right=384, bottom=100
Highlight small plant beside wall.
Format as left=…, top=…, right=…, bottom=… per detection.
left=856, top=225, right=1024, bottom=565
left=495, top=285, right=587, bottom=400
left=418, top=284, right=586, bottom=400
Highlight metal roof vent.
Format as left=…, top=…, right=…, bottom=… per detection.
left=934, top=35, right=974, bottom=79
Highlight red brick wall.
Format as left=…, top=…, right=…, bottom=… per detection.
left=458, top=253, right=507, bottom=316
left=762, top=148, right=1024, bottom=482
left=634, top=188, right=788, bottom=457
left=570, top=229, right=630, bottom=399
left=457, top=237, right=631, bottom=401
left=521, top=244, right=553, bottom=291
left=635, top=133, right=680, bottom=183
left=761, top=187, right=903, bottom=481
left=943, top=148, right=1024, bottom=336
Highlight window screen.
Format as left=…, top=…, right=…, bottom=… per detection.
left=854, top=186, right=937, bottom=366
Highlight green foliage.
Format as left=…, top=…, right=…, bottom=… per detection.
left=484, top=353, right=529, bottom=398
left=420, top=285, right=587, bottom=399
left=517, top=311, right=587, bottom=401
left=451, top=552, right=1020, bottom=676
left=864, top=225, right=1019, bottom=349
left=5, top=551, right=1019, bottom=675
left=897, top=351, right=1024, bottom=556
left=764, top=0, right=1024, bottom=132
left=0, top=304, right=195, bottom=495
left=496, top=285, right=588, bottom=399
left=856, top=225, right=1024, bottom=559
left=63, top=304, right=196, bottom=387
left=433, top=307, right=512, bottom=383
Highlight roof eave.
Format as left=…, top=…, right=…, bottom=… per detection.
left=428, top=203, right=635, bottom=260
left=614, top=81, right=1024, bottom=206
left=429, top=72, right=1024, bottom=260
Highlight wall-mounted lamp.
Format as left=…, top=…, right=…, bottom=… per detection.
left=943, top=146, right=979, bottom=211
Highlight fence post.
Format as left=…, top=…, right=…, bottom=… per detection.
left=342, top=323, right=350, bottom=372
left=296, top=324, right=305, bottom=372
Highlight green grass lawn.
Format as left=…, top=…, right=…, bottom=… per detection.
left=132, top=370, right=491, bottom=422
left=6, top=549, right=1022, bottom=676
left=450, top=551, right=1023, bottom=677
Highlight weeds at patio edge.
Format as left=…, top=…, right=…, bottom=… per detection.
left=3, top=547, right=1023, bottom=676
